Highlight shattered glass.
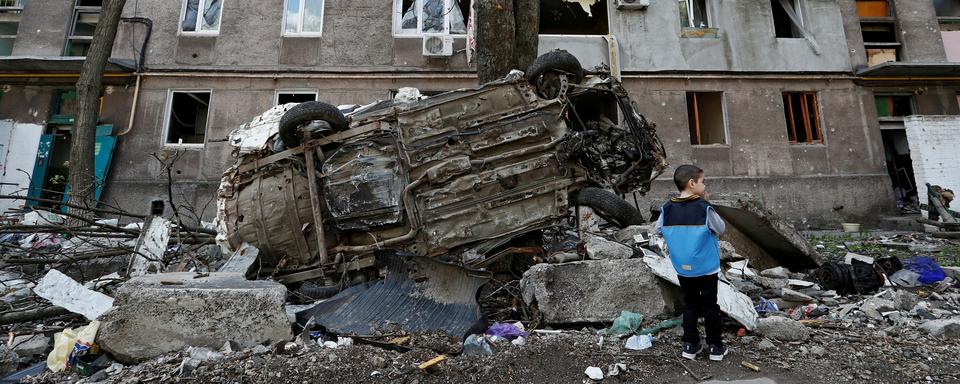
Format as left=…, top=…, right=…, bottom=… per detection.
left=401, top=0, right=418, bottom=30
left=181, top=0, right=221, bottom=32
left=422, top=0, right=444, bottom=33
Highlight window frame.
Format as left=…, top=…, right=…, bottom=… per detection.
left=771, top=0, right=804, bottom=39
left=783, top=91, right=825, bottom=145
left=874, top=93, right=915, bottom=121
left=281, top=0, right=324, bottom=37
left=275, top=89, right=319, bottom=105
left=679, top=0, right=713, bottom=29
left=0, top=0, right=25, bottom=11
left=161, top=89, right=212, bottom=149
left=686, top=91, right=729, bottom=146
left=63, top=9, right=99, bottom=57
left=179, top=0, right=223, bottom=36
left=393, top=0, right=467, bottom=38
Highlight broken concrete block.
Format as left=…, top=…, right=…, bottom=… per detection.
left=919, top=319, right=960, bottom=338
left=520, top=259, right=672, bottom=324
left=760, top=267, right=790, bottom=279
left=844, top=253, right=874, bottom=265
left=614, top=225, right=651, bottom=243
left=780, top=288, right=815, bottom=303
left=754, top=316, right=810, bottom=341
left=98, top=272, right=291, bottom=363
left=747, top=275, right=789, bottom=290
left=710, top=193, right=824, bottom=270
left=860, top=297, right=896, bottom=321
left=892, top=290, right=919, bottom=312
left=9, top=334, right=50, bottom=357
left=719, top=240, right=741, bottom=262
left=583, top=234, right=633, bottom=260
left=0, top=345, right=17, bottom=377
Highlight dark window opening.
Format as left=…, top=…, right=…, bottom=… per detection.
left=397, top=0, right=468, bottom=34
left=687, top=92, right=725, bottom=145
left=76, top=0, right=102, bottom=6
left=65, top=11, right=98, bottom=56
left=935, top=0, right=960, bottom=17
left=166, top=91, right=210, bottom=145
left=278, top=92, right=318, bottom=105
left=862, top=23, right=896, bottom=42
left=783, top=92, right=823, bottom=144
left=572, top=91, right=619, bottom=130
left=540, top=0, right=608, bottom=35
left=679, top=0, right=709, bottom=28
left=0, top=21, right=17, bottom=56
left=771, top=0, right=802, bottom=38
left=875, top=95, right=913, bottom=117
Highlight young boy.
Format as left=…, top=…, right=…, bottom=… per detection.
left=656, top=164, right=727, bottom=361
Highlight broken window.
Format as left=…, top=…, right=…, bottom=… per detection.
left=181, top=0, right=222, bottom=34
left=782, top=92, right=823, bottom=144
left=861, top=22, right=899, bottom=65
left=0, top=21, right=17, bottom=56
left=76, top=0, right=102, bottom=6
left=0, top=0, right=25, bottom=9
left=539, top=0, right=609, bottom=35
left=283, top=0, right=324, bottom=35
left=394, top=0, right=468, bottom=36
left=65, top=11, right=98, bottom=56
left=164, top=91, right=210, bottom=146
left=679, top=0, right=709, bottom=29
left=935, top=0, right=960, bottom=17
left=875, top=95, right=914, bottom=118
left=686, top=92, right=726, bottom=145
left=771, top=0, right=803, bottom=38
left=276, top=90, right=318, bottom=105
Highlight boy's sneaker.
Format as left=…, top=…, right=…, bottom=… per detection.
left=681, top=342, right=702, bottom=360
left=709, top=344, right=729, bottom=361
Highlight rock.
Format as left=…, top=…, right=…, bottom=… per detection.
left=809, top=345, right=826, bottom=356
left=730, top=280, right=761, bottom=296
left=919, top=319, right=960, bottom=338
left=781, top=288, right=815, bottom=303
left=757, top=338, right=776, bottom=350
left=892, top=290, right=919, bottom=311
left=719, top=240, right=741, bottom=261
left=98, top=272, right=291, bottom=363
left=8, top=334, right=50, bottom=357
left=747, top=275, right=789, bottom=290
left=770, top=298, right=807, bottom=310
left=860, top=298, right=896, bottom=321
left=943, top=266, right=960, bottom=281
left=614, top=225, right=651, bottom=243
left=521, top=259, right=672, bottom=324
left=820, top=297, right=839, bottom=306
left=0, top=345, right=17, bottom=377
left=760, top=267, right=790, bottom=279
left=583, top=234, right=634, bottom=260
left=584, top=366, right=604, bottom=381
left=755, top=316, right=810, bottom=341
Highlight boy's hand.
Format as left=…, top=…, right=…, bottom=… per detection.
left=703, top=191, right=710, bottom=201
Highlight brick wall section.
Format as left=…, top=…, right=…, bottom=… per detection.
left=905, top=116, right=960, bottom=198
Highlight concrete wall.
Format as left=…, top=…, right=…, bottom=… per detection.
left=904, top=116, right=960, bottom=195
left=891, top=0, right=947, bottom=62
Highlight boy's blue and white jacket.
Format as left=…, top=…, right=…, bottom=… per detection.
left=656, top=195, right=725, bottom=277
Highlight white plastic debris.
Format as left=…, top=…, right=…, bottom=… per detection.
left=187, top=346, right=223, bottom=362
left=788, top=279, right=815, bottom=288
left=94, top=218, right=119, bottom=227
left=22, top=211, right=64, bottom=226
left=83, top=272, right=121, bottom=290
left=322, top=341, right=338, bottom=349
left=607, top=363, right=627, bottom=377
left=337, top=337, right=353, bottom=347
left=33, top=270, right=114, bottom=321
left=625, top=334, right=653, bottom=350
left=844, top=252, right=874, bottom=265
left=511, top=336, right=526, bottom=346
left=585, top=366, right=604, bottom=380
left=218, top=243, right=259, bottom=273
left=726, top=260, right=757, bottom=277
left=128, top=216, right=171, bottom=277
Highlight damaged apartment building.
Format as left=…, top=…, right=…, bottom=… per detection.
left=0, top=0, right=958, bottom=227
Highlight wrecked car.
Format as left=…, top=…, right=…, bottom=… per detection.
left=214, top=50, right=667, bottom=286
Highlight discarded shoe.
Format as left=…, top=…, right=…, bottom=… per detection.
left=681, top=342, right=702, bottom=360
left=709, top=344, right=729, bottom=362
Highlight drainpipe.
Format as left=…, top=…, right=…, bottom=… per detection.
left=117, top=17, right=152, bottom=136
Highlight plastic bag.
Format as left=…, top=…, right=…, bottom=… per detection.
left=602, top=310, right=644, bottom=336
left=624, top=334, right=654, bottom=350
left=638, top=316, right=682, bottom=335
left=485, top=322, right=528, bottom=340
left=903, top=256, right=946, bottom=284
left=47, top=321, right=99, bottom=372
left=462, top=334, right=493, bottom=356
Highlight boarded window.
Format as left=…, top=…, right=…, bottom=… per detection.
left=875, top=95, right=913, bottom=117
left=394, top=0, right=468, bottom=35
left=181, top=0, right=222, bottom=33
left=679, top=0, right=709, bottom=28
left=277, top=91, right=318, bottom=105
left=283, top=0, right=324, bottom=35
left=540, top=0, right=608, bottom=35
left=861, top=22, right=899, bottom=65
left=165, top=91, right=210, bottom=145
left=771, top=0, right=803, bottom=38
left=855, top=0, right=888, bottom=18
left=687, top=92, right=725, bottom=145
left=783, top=92, right=823, bottom=144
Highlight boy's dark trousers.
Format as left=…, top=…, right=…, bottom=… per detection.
left=677, top=273, right=722, bottom=347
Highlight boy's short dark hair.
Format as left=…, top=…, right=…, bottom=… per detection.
left=673, top=164, right=703, bottom=191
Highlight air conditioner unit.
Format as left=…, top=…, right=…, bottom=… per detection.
left=616, top=0, right=650, bottom=10
left=422, top=34, right=454, bottom=57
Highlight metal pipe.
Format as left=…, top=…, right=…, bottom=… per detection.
left=332, top=176, right=425, bottom=253
left=117, top=73, right=141, bottom=136
left=304, top=144, right=329, bottom=267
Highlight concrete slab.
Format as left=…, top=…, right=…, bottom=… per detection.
left=97, top=272, right=291, bottom=363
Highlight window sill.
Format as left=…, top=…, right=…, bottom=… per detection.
left=282, top=33, right=323, bottom=38
left=691, top=143, right=729, bottom=148
left=680, top=27, right=719, bottom=38
left=179, top=32, right=220, bottom=37
left=393, top=33, right=466, bottom=38
left=163, top=143, right=205, bottom=150
left=789, top=142, right=826, bottom=147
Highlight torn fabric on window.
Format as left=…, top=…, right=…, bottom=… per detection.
left=563, top=0, right=598, bottom=17
left=450, top=0, right=466, bottom=33
left=422, top=0, right=445, bottom=33
left=401, top=1, right=418, bottom=30
left=182, top=0, right=199, bottom=31
left=202, top=0, right=221, bottom=30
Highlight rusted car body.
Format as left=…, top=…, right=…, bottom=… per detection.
left=215, top=60, right=666, bottom=284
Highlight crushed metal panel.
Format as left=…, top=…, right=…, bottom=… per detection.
left=296, top=251, right=490, bottom=340
left=322, top=135, right=406, bottom=230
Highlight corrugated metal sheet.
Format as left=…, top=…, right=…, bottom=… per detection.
left=296, top=251, right=490, bottom=340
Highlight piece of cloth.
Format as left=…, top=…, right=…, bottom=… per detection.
left=678, top=273, right=723, bottom=347
left=658, top=195, right=723, bottom=277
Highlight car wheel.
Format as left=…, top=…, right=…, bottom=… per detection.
left=279, top=101, right=349, bottom=148
left=525, top=49, right=584, bottom=99
left=573, top=187, right=646, bottom=228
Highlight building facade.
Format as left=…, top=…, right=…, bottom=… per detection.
left=2, top=0, right=955, bottom=227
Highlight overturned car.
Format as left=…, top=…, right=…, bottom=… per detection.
left=214, top=51, right=667, bottom=289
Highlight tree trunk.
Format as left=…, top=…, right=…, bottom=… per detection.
left=513, top=0, right=539, bottom=73
left=476, top=0, right=515, bottom=84
left=68, top=0, right=127, bottom=223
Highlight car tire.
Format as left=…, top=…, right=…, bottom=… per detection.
left=573, top=187, right=646, bottom=228
left=525, top=49, right=584, bottom=98
left=279, top=101, right=349, bottom=148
